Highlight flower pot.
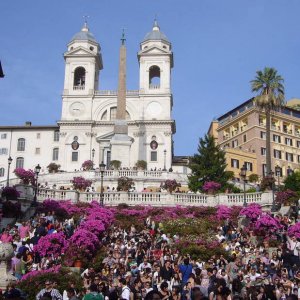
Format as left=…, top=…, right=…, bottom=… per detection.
left=74, top=260, right=83, bottom=268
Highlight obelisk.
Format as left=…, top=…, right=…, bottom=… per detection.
left=110, top=30, right=133, bottom=167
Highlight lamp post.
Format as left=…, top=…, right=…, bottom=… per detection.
left=275, top=165, right=281, bottom=191
left=99, top=161, right=106, bottom=206
left=92, top=148, right=95, bottom=167
left=6, top=156, right=13, bottom=187
left=32, top=164, right=41, bottom=206
left=240, top=164, right=247, bottom=207
left=269, top=170, right=276, bottom=212
left=163, top=150, right=167, bottom=171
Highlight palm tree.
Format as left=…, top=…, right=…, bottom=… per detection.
left=250, top=67, right=285, bottom=176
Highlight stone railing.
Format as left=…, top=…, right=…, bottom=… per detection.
left=36, top=189, right=273, bottom=207
left=94, top=90, right=140, bottom=96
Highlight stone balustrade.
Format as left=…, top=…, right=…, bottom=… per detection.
left=36, top=189, right=273, bottom=207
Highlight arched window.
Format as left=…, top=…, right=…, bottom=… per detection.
left=149, top=65, right=160, bottom=89
left=101, top=110, right=108, bottom=120
left=109, top=107, right=130, bottom=121
left=0, top=168, right=4, bottom=177
left=52, top=148, right=59, bottom=161
left=16, top=157, right=24, bottom=169
left=73, top=67, right=86, bottom=90
left=17, top=138, right=25, bottom=151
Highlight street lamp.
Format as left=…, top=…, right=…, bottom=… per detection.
left=99, top=161, right=106, bottom=206
left=275, top=165, right=281, bottom=191
left=163, top=150, right=167, bottom=171
left=269, top=170, right=276, bottom=212
left=32, top=164, right=41, bottom=206
left=6, top=156, right=13, bottom=187
left=92, top=148, right=95, bottom=165
left=240, top=164, right=247, bottom=207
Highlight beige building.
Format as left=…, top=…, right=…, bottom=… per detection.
left=210, top=98, right=300, bottom=181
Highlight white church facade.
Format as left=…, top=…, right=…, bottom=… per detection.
left=0, top=21, right=188, bottom=184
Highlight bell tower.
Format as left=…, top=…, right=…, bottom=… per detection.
left=138, top=20, right=173, bottom=94
left=63, top=22, right=103, bottom=96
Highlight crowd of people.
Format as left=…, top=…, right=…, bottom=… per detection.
left=1, top=207, right=300, bottom=300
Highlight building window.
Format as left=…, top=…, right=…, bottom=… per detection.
left=243, top=135, right=247, bottom=143
left=274, top=149, right=282, bottom=159
left=1, top=133, right=7, bottom=139
left=232, top=140, right=238, bottom=148
left=285, top=138, right=293, bottom=146
left=260, top=131, right=266, bottom=139
left=17, top=138, right=25, bottom=151
left=245, top=162, right=253, bottom=172
left=16, top=157, right=24, bottom=168
left=261, top=147, right=266, bottom=156
left=298, top=155, right=300, bottom=163
left=0, top=148, right=8, bottom=155
left=297, top=141, right=300, bottom=148
left=110, top=107, right=117, bottom=120
left=286, top=152, right=294, bottom=162
left=273, top=134, right=281, bottom=143
left=0, top=168, right=4, bottom=177
left=35, top=148, right=40, bottom=155
left=231, top=159, right=239, bottom=169
left=54, top=130, right=60, bottom=142
left=36, top=133, right=41, bottom=139
left=262, top=164, right=267, bottom=176
left=150, top=151, right=157, bottom=161
left=53, top=148, right=59, bottom=161
left=72, top=152, right=78, bottom=162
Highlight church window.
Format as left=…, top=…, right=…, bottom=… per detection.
left=35, top=148, right=40, bottom=155
left=53, top=148, right=59, bottom=161
left=1, top=133, right=7, bottom=139
left=16, top=157, right=24, bottom=169
left=101, top=110, right=108, bottom=120
left=54, top=130, right=60, bottom=142
left=90, top=46, right=94, bottom=51
left=149, top=65, right=160, bottom=89
left=0, top=168, right=4, bottom=177
left=109, top=107, right=131, bottom=121
left=72, top=152, right=78, bottom=162
left=73, top=67, right=86, bottom=90
left=36, top=133, right=41, bottom=139
left=17, top=138, right=25, bottom=151
left=110, top=107, right=117, bottom=120
left=150, top=151, right=157, bottom=161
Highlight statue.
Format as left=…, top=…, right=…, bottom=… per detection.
left=0, top=243, right=17, bottom=289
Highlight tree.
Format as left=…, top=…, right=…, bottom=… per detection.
left=188, top=134, right=230, bottom=192
left=251, top=67, right=285, bottom=176
left=284, top=170, right=300, bottom=192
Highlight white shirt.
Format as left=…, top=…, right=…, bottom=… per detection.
left=121, top=286, right=130, bottom=300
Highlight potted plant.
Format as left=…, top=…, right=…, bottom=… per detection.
left=82, top=160, right=94, bottom=171
left=110, top=160, right=121, bottom=170
left=135, top=160, right=147, bottom=170
left=71, top=176, right=92, bottom=191
left=1, top=186, right=20, bottom=200
left=202, top=181, right=221, bottom=195
left=161, top=179, right=181, bottom=193
left=117, top=177, right=134, bottom=191
left=47, top=162, right=61, bottom=173
left=14, top=168, right=35, bottom=185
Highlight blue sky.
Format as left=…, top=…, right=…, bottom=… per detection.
left=1, top=0, right=300, bottom=156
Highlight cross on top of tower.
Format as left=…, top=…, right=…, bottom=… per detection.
left=121, top=28, right=126, bottom=45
